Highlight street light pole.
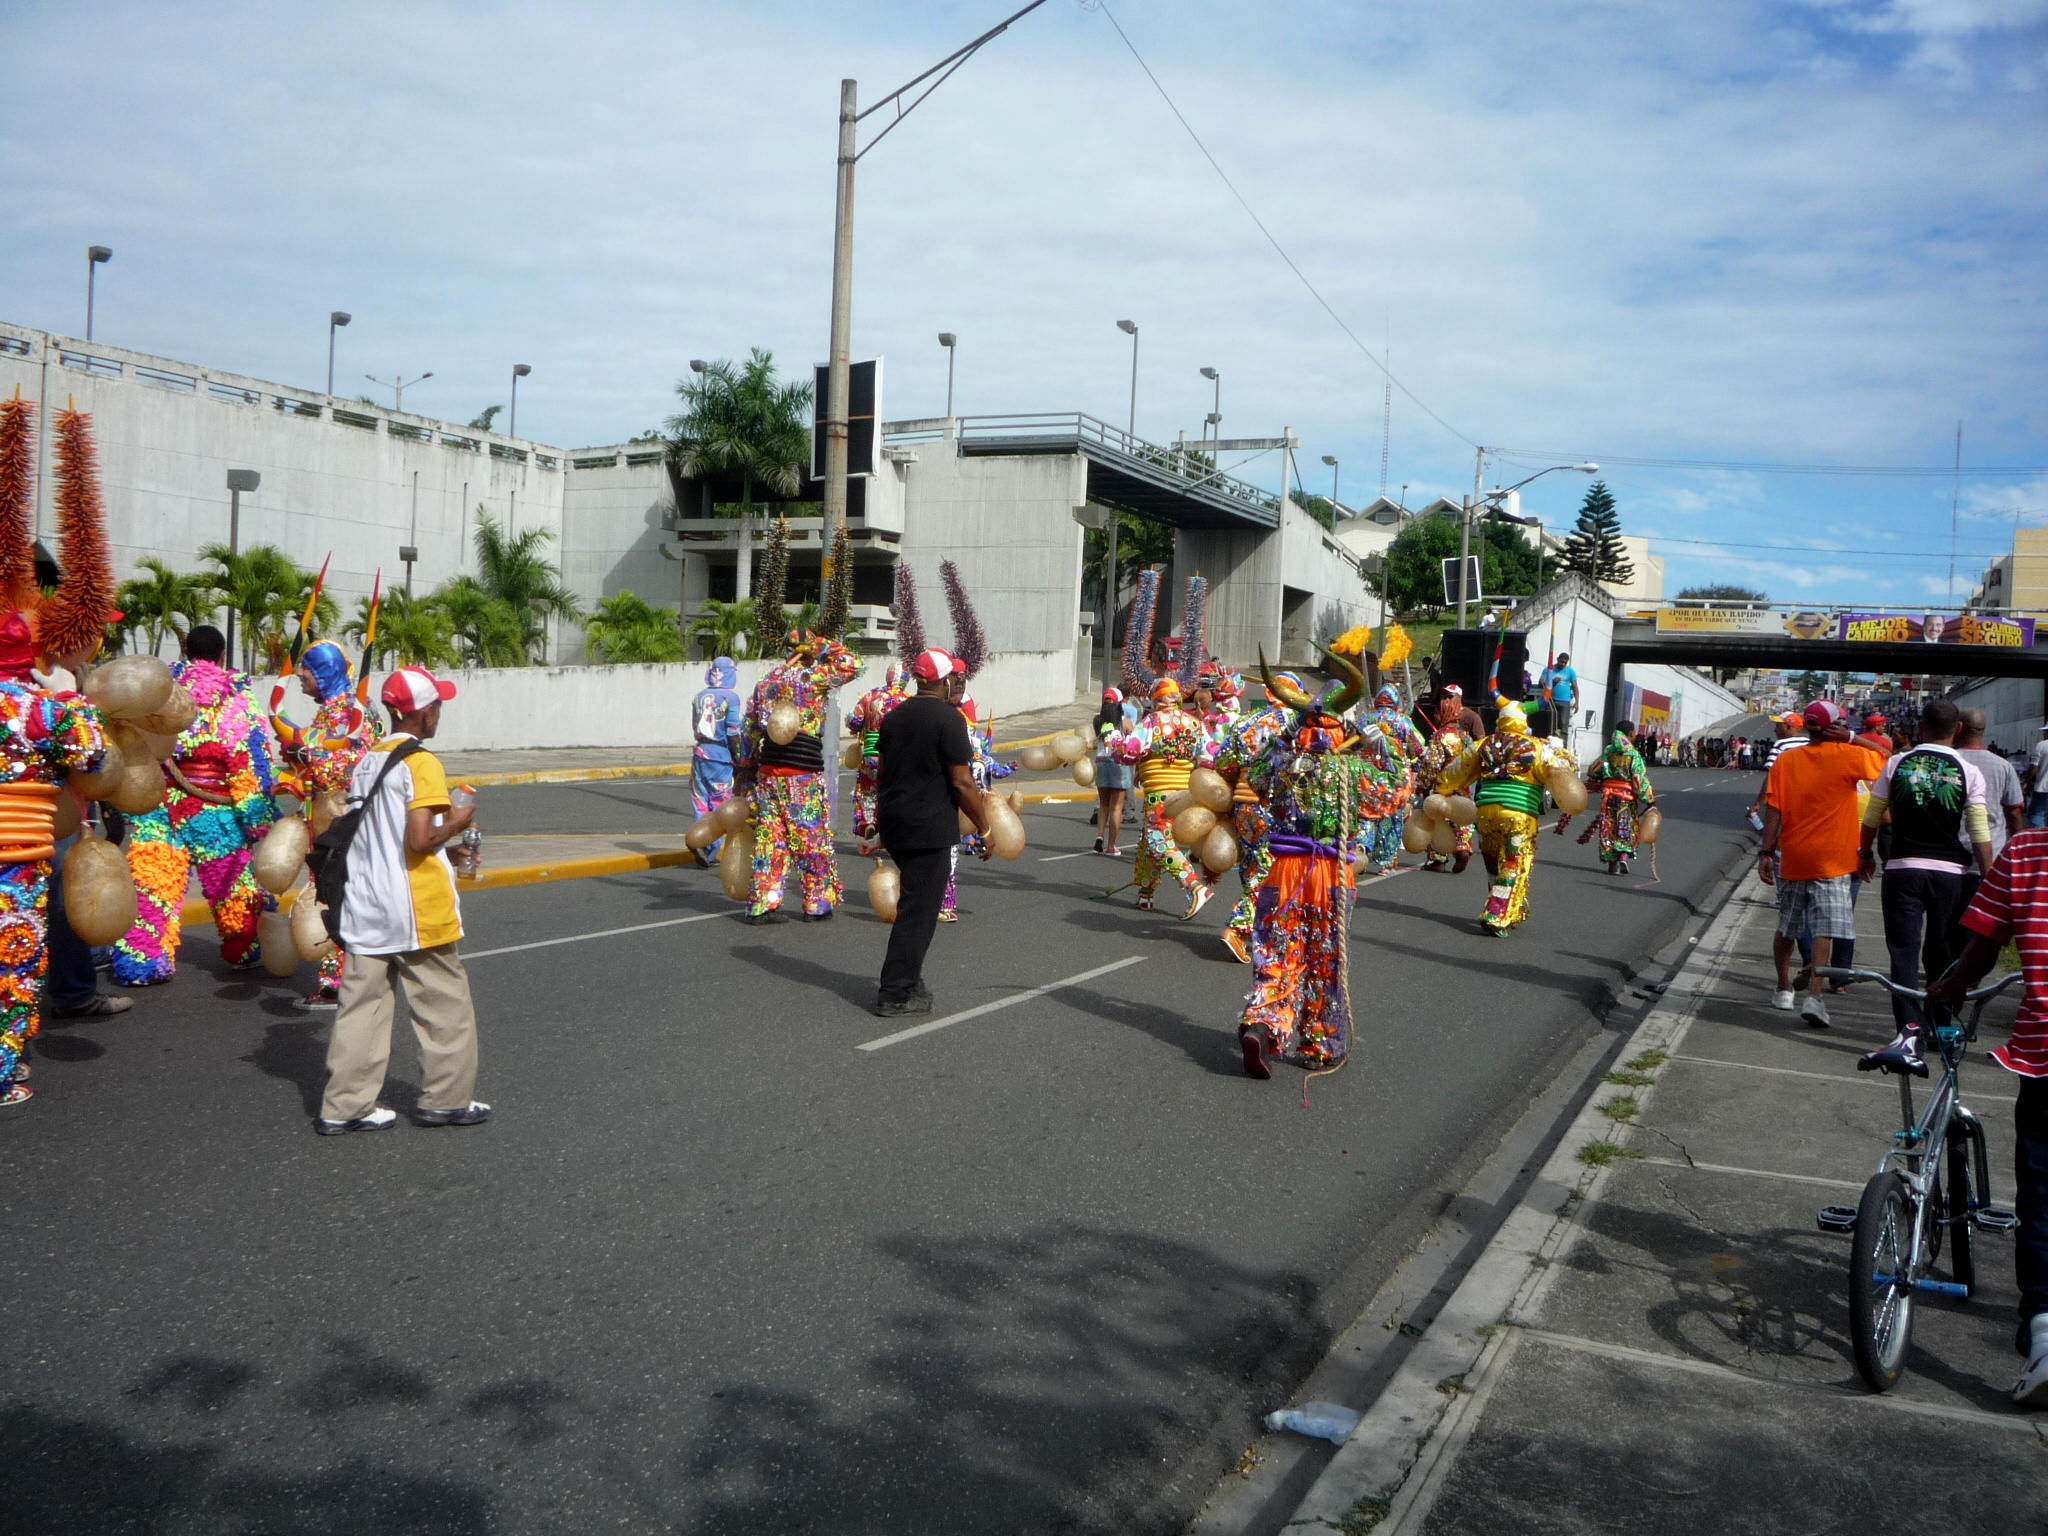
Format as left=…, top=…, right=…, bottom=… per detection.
left=1199, top=366, right=1219, bottom=445
left=510, top=363, right=531, bottom=439
left=1321, top=454, right=1339, bottom=507
left=1457, top=446, right=1485, bottom=628
left=1117, top=320, right=1138, bottom=438
left=938, top=332, right=956, bottom=419
left=224, top=469, right=260, bottom=666
left=85, top=246, right=112, bottom=340
left=822, top=76, right=859, bottom=595
left=1466, top=461, right=1600, bottom=621
left=366, top=371, right=433, bottom=413
left=326, top=311, right=350, bottom=396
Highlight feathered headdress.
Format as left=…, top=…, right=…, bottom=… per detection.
left=892, top=562, right=926, bottom=659
left=39, top=403, right=117, bottom=662
left=1173, top=574, right=1208, bottom=694
left=939, top=560, right=986, bottom=679
left=0, top=393, right=38, bottom=614
left=757, top=515, right=789, bottom=650
left=1121, top=567, right=1161, bottom=692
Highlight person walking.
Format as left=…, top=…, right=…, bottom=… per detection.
left=2026, top=724, right=2048, bottom=829
left=689, top=656, right=745, bottom=863
left=316, top=666, right=487, bottom=1135
left=1758, top=700, right=1882, bottom=1026
left=1091, top=687, right=1135, bottom=857
left=1857, top=698, right=1993, bottom=1072
left=1957, top=707, right=2025, bottom=864
left=871, top=650, right=991, bottom=1018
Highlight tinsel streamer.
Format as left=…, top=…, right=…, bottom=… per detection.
left=41, top=405, right=116, bottom=661
left=1121, top=568, right=1159, bottom=692
left=756, top=515, right=789, bottom=646
left=892, top=562, right=926, bottom=659
left=0, top=395, right=37, bottom=612
left=939, top=559, right=987, bottom=678
left=817, top=527, right=854, bottom=640
left=1328, top=623, right=1373, bottom=657
left=1174, top=575, right=1209, bottom=693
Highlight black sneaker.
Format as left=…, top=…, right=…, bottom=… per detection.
left=414, top=1100, right=491, bottom=1127
left=315, top=1106, right=397, bottom=1136
left=1093, top=836, right=1105, bottom=854
left=870, top=994, right=935, bottom=1019
left=1859, top=1034, right=1927, bottom=1077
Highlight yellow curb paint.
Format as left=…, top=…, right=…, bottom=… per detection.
left=458, top=762, right=694, bottom=788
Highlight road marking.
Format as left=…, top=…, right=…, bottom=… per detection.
left=1518, top=1329, right=2041, bottom=1435
left=1039, top=851, right=1092, bottom=862
left=857, top=955, right=1147, bottom=1052
left=1669, top=1053, right=2018, bottom=1102
left=1636, top=1155, right=1861, bottom=1191
left=464, top=911, right=728, bottom=960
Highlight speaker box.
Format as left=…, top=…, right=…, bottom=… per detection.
left=1437, top=630, right=1529, bottom=702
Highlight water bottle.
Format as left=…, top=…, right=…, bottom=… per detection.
left=1263, top=1402, right=1361, bottom=1444
left=454, top=824, right=483, bottom=879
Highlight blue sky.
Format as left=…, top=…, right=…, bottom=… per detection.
left=5, top=0, right=2045, bottom=606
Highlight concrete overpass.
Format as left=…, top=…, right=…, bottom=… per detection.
left=1607, top=608, right=2048, bottom=681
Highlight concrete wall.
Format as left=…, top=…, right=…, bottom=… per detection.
left=1949, top=675, right=2048, bottom=753
left=1619, top=662, right=1744, bottom=740
left=1175, top=495, right=1380, bottom=667
left=557, top=444, right=679, bottom=664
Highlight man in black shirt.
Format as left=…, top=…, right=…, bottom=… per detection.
left=873, top=649, right=991, bottom=1017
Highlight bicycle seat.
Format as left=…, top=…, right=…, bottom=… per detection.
left=1858, top=1039, right=1929, bottom=1078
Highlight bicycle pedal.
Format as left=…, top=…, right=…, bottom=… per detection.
left=1973, top=1208, right=2020, bottom=1233
left=1816, top=1204, right=1858, bottom=1234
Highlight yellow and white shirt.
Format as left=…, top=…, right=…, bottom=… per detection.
left=339, top=735, right=463, bottom=955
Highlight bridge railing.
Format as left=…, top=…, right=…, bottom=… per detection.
left=954, top=412, right=1284, bottom=520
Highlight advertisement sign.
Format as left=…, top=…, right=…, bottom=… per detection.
left=1835, top=612, right=2037, bottom=647
left=1654, top=607, right=1833, bottom=639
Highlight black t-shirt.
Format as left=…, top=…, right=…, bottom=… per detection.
left=877, top=695, right=972, bottom=851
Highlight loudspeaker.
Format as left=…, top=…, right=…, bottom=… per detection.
left=1438, top=630, right=1529, bottom=702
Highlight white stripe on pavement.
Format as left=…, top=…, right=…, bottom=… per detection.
left=1039, top=851, right=1092, bottom=862
left=1670, top=1052, right=2018, bottom=1102
left=464, top=911, right=728, bottom=960
left=857, top=955, right=1147, bottom=1052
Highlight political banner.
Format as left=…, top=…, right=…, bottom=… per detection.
left=1835, top=612, right=2036, bottom=647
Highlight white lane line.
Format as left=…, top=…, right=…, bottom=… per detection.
left=1636, top=1155, right=1861, bottom=1192
left=858, top=955, right=1147, bottom=1052
left=464, top=911, right=728, bottom=960
left=1039, top=851, right=1093, bottom=862
left=1670, top=1052, right=2018, bottom=1102
left=1518, top=1329, right=2041, bottom=1435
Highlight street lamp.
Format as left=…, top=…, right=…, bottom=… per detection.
left=1456, top=457, right=1598, bottom=626
left=1116, top=320, right=1138, bottom=439
left=509, top=363, right=531, bottom=439
left=85, top=246, right=112, bottom=340
left=326, top=312, right=351, bottom=396
left=1199, top=366, right=1219, bottom=443
left=366, top=371, right=433, bottom=413
left=224, top=469, right=260, bottom=664
left=937, top=333, right=957, bottom=420
left=1321, top=454, right=1339, bottom=507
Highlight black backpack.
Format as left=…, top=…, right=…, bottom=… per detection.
left=306, top=739, right=422, bottom=944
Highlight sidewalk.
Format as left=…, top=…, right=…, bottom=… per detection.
left=1271, top=877, right=2046, bottom=1534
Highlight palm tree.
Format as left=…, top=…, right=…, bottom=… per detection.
left=583, top=590, right=684, bottom=664
left=435, top=576, right=531, bottom=668
left=344, top=589, right=458, bottom=670
left=116, top=557, right=216, bottom=656
left=470, top=511, right=579, bottom=663
left=687, top=598, right=757, bottom=662
left=197, top=543, right=325, bottom=671
left=665, top=349, right=813, bottom=604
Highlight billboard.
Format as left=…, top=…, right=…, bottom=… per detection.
left=811, top=357, right=883, bottom=479
left=1654, top=607, right=1833, bottom=639
left=1835, top=612, right=2036, bottom=647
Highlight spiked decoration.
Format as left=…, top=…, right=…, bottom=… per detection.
left=939, top=559, right=986, bottom=679
left=288, top=553, right=331, bottom=668
left=817, top=527, right=854, bottom=641
left=892, top=562, right=926, bottom=659
left=1121, top=567, right=1160, bottom=692
left=0, top=393, right=36, bottom=615
left=1173, top=575, right=1209, bottom=693
left=40, top=404, right=117, bottom=663
left=354, top=570, right=382, bottom=705
left=757, top=515, right=790, bottom=649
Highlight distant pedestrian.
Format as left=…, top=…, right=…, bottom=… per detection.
left=1538, top=652, right=1577, bottom=717
left=689, top=656, right=745, bottom=862
left=2028, top=724, right=2048, bottom=828
left=316, top=667, right=488, bottom=1135
left=1957, top=707, right=2025, bottom=863
left=1758, top=700, right=1882, bottom=1027
left=1855, top=713, right=1894, bottom=759
left=1092, top=687, right=1136, bottom=856
left=871, top=650, right=991, bottom=1018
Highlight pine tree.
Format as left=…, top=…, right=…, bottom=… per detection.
left=1560, top=481, right=1633, bottom=586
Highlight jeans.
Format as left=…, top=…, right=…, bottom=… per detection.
left=2028, top=793, right=2048, bottom=830
left=2018, top=1076, right=2048, bottom=1347
left=877, top=845, right=951, bottom=1005
left=1879, top=866, right=1968, bottom=1034
left=43, top=832, right=98, bottom=1013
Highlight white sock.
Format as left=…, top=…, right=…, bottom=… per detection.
left=2029, top=1313, right=2048, bottom=1357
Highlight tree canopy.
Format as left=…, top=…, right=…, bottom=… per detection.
left=665, top=350, right=813, bottom=524
left=1559, top=481, right=1634, bottom=586
left=1676, top=584, right=1767, bottom=603
left=1382, top=513, right=1541, bottom=614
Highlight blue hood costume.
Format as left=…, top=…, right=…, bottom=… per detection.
left=301, top=640, right=352, bottom=701
left=690, top=657, right=746, bottom=857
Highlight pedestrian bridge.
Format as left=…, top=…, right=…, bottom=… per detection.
left=1607, top=606, right=2048, bottom=680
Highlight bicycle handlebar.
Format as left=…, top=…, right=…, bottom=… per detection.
left=1813, top=967, right=2021, bottom=1005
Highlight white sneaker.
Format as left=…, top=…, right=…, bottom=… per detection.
left=1771, top=989, right=1795, bottom=1011
left=1799, top=994, right=1831, bottom=1028
left=2015, top=1348, right=2048, bottom=1408
left=315, top=1105, right=397, bottom=1136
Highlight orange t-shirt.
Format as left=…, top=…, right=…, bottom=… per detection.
left=1765, top=739, right=1883, bottom=881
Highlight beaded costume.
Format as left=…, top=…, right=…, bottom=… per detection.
left=1213, top=690, right=1297, bottom=956
left=277, top=642, right=379, bottom=996
left=1353, top=686, right=1425, bottom=867
left=739, top=636, right=861, bottom=918
left=1107, top=678, right=1213, bottom=913
left=1436, top=702, right=1576, bottom=935
left=1415, top=690, right=1476, bottom=873
left=1582, top=730, right=1655, bottom=871
left=848, top=660, right=909, bottom=842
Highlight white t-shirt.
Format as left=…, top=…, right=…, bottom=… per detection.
left=339, top=736, right=464, bottom=956
left=1958, top=747, right=2024, bottom=859
left=2029, top=737, right=2048, bottom=795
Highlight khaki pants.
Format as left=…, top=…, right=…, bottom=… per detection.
left=320, top=943, right=479, bottom=1122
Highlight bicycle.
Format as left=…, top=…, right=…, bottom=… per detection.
left=1812, top=966, right=2023, bottom=1392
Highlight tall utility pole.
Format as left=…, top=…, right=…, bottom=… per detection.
left=822, top=76, right=859, bottom=589
left=1456, top=446, right=1485, bottom=628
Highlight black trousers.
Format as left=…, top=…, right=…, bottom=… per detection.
left=1880, top=865, right=1969, bottom=1034
left=878, top=844, right=952, bottom=1004
left=2018, top=1076, right=2048, bottom=1347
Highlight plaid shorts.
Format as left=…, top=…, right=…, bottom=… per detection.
left=1776, top=874, right=1856, bottom=941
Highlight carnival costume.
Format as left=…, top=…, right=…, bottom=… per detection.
left=939, top=691, right=998, bottom=920
left=114, top=659, right=281, bottom=983
left=1233, top=652, right=1371, bottom=1077
left=848, top=659, right=909, bottom=843
left=1435, top=701, right=1576, bottom=936
left=691, top=656, right=745, bottom=857
left=1415, top=686, right=1475, bottom=873
left=740, top=632, right=861, bottom=919
left=1212, top=678, right=1302, bottom=961
left=1353, top=684, right=1425, bottom=867
left=276, top=641, right=379, bottom=998
left=1109, top=678, right=1214, bottom=914
left=1578, top=729, right=1655, bottom=874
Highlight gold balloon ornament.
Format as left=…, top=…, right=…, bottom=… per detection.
left=51, top=787, right=82, bottom=843
left=1199, top=824, right=1240, bottom=874
left=63, top=830, right=137, bottom=945
left=684, top=813, right=721, bottom=851
left=1018, top=743, right=1059, bottom=772
left=1160, top=790, right=1197, bottom=823
left=718, top=827, right=756, bottom=902
left=70, top=735, right=127, bottom=803
left=83, top=654, right=175, bottom=722
left=1401, top=815, right=1433, bottom=854
left=1548, top=765, right=1590, bottom=815
left=252, top=815, right=311, bottom=895
left=290, top=889, right=336, bottom=962
left=765, top=702, right=802, bottom=747
left=867, top=860, right=900, bottom=923
left=1051, top=731, right=1088, bottom=764
left=1444, top=794, right=1479, bottom=827
left=257, top=908, right=300, bottom=976
left=1170, top=804, right=1217, bottom=848
left=1429, top=816, right=1458, bottom=857
left=307, top=788, right=347, bottom=837
left=106, top=755, right=166, bottom=815
left=987, top=796, right=1027, bottom=860
left=137, top=727, right=177, bottom=761
left=1421, top=793, right=1452, bottom=825
left=1188, top=767, right=1233, bottom=815
left=840, top=740, right=864, bottom=769
left=1638, top=806, right=1663, bottom=845
left=1070, top=755, right=1097, bottom=788
left=137, top=683, right=197, bottom=738
left=710, top=794, right=753, bottom=835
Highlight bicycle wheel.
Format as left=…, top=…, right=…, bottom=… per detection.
left=1945, top=1128, right=1975, bottom=1295
left=1849, top=1170, right=1917, bottom=1391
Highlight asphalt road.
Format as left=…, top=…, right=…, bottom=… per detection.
left=2, top=767, right=1756, bottom=1535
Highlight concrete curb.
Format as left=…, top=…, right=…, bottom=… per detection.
left=1279, top=872, right=1765, bottom=1534
left=458, top=763, right=692, bottom=788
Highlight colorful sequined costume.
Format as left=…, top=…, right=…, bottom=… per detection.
left=0, top=682, right=108, bottom=1105
left=739, top=636, right=861, bottom=918
left=1107, top=678, right=1213, bottom=912
left=1214, top=692, right=1297, bottom=953
left=278, top=642, right=379, bottom=996
left=114, top=659, right=281, bottom=983
left=1585, top=730, right=1655, bottom=872
left=848, top=661, right=908, bottom=842
left=1415, top=691, right=1476, bottom=873
left=1350, top=687, right=1424, bottom=866
left=1235, top=655, right=1371, bottom=1076
left=691, top=656, right=745, bottom=858
left=940, top=698, right=997, bottom=919
left=1436, top=702, right=1576, bottom=936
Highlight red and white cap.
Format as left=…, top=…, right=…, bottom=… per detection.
left=381, top=665, right=458, bottom=713
left=1803, top=699, right=1845, bottom=728
left=909, top=648, right=957, bottom=683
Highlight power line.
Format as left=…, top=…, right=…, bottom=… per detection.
left=1492, top=447, right=2048, bottom=480
left=1094, top=2, right=1478, bottom=450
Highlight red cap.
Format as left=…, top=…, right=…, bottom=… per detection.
left=1804, top=699, right=1845, bottom=728
left=1863, top=713, right=1886, bottom=728
left=381, top=665, right=457, bottom=712
left=910, top=648, right=956, bottom=683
